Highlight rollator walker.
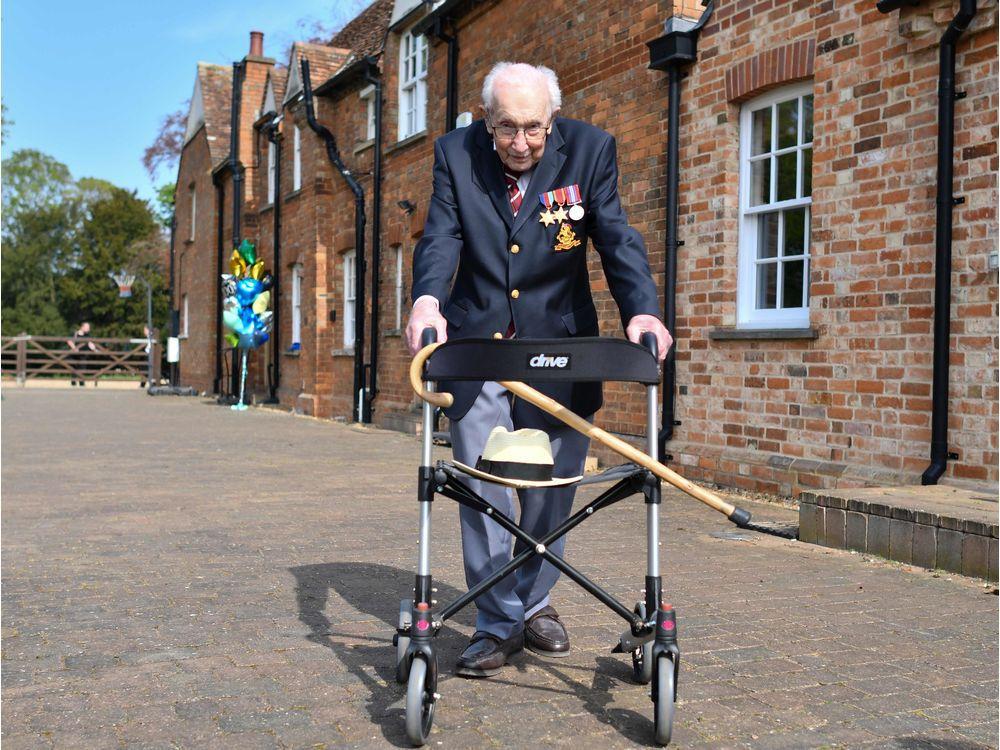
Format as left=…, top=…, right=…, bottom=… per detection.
left=396, top=330, right=751, bottom=746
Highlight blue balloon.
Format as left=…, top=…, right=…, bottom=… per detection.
left=235, top=278, right=263, bottom=306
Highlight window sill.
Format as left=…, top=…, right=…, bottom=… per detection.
left=259, top=202, right=274, bottom=213
left=184, top=238, right=195, bottom=246
left=386, top=130, right=427, bottom=155
left=283, top=348, right=301, bottom=358
left=709, top=327, right=818, bottom=341
left=331, top=347, right=355, bottom=358
left=384, top=328, right=403, bottom=338
left=284, top=189, right=302, bottom=203
left=354, top=138, right=375, bottom=155
left=178, top=335, right=189, bottom=340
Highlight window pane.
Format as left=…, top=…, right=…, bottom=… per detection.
left=783, top=208, right=806, bottom=257
left=776, top=151, right=797, bottom=201
left=777, top=98, right=798, bottom=149
left=751, top=107, right=771, bottom=155
left=750, top=158, right=771, bottom=206
left=802, top=147, right=812, bottom=198
left=803, top=95, right=813, bottom=143
left=756, top=262, right=778, bottom=309
left=757, top=212, right=779, bottom=259
left=782, top=259, right=804, bottom=309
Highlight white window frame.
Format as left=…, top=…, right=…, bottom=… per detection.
left=188, top=186, right=196, bottom=241
left=360, top=84, right=377, bottom=142
left=397, top=29, right=428, bottom=141
left=267, top=141, right=276, bottom=204
left=343, top=250, right=356, bottom=349
left=737, top=81, right=814, bottom=329
left=291, top=263, right=303, bottom=346
left=181, top=294, right=189, bottom=338
left=394, top=245, right=404, bottom=330
left=292, top=125, right=302, bottom=192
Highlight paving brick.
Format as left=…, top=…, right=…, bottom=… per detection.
left=823, top=508, right=846, bottom=549
left=962, top=534, right=991, bottom=580
left=867, top=514, right=891, bottom=559
left=937, top=528, right=965, bottom=574
left=889, top=518, right=914, bottom=564
left=846, top=510, right=868, bottom=552
left=2, top=391, right=996, bottom=749
left=911, top=523, right=938, bottom=570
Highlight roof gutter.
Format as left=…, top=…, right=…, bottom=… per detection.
left=646, top=1, right=713, bottom=460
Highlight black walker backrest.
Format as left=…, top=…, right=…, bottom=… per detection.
left=424, top=337, right=660, bottom=384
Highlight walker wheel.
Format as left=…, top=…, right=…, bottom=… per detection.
left=405, top=654, right=436, bottom=746
left=653, top=654, right=676, bottom=746
left=396, top=600, right=411, bottom=683
left=631, top=602, right=654, bottom=684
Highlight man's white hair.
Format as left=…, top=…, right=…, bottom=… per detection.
left=481, top=62, right=562, bottom=116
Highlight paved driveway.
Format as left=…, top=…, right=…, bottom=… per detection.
left=2, top=389, right=997, bottom=748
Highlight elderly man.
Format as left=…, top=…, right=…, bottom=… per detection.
left=407, top=62, right=671, bottom=677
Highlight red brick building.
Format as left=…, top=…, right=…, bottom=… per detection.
left=172, top=0, right=998, bottom=493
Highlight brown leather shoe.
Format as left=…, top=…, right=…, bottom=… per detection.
left=525, top=605, right=570, bottom=658
left=455, top=631, right=523, bottom=678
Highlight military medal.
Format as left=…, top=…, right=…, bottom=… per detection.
left=565, top=184, right=585, bottom=221
left=552, top=205, right=568, bottom=223
left=538, top=192, right=556, bottom=226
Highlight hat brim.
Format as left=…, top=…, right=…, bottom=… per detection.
left=451, top=460, right=582, bottom=489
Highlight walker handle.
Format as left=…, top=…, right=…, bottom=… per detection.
left=409, top=328, right=454, bottom=408
left=640, top=331, right=658, bottom=361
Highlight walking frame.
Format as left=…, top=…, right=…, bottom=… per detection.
left=396, top=329, right=753, bottom=746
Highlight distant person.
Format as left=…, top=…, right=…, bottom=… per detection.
left=140, top=325, right=155, bottom=387
left=67, top=322, right=95, bottom=387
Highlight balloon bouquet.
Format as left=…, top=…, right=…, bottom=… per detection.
left=221, top=240, right=273, bottom=411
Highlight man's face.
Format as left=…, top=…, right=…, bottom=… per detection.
left=81, top=323, right=90, bottom=334
left=484, top=79, right=554, bottom=173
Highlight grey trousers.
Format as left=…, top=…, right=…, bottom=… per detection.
left=449, top=381, right=591, bottom=639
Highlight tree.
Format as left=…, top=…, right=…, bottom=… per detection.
left=59, top=187, right=168, bottom=339
left=142, top=107, right=186, bottom=182
left=1, top=150, right=79, bottom=336
left=154, top=182, right=176, bottom=229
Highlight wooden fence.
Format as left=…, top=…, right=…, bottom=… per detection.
left=0, top=336, right=161, bottom=385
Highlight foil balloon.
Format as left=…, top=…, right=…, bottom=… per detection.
left=237, top=239, right=257, bottom=265
left=221, top=240, right=272, bottom=411
left=252, top=290, right=270, bottom=315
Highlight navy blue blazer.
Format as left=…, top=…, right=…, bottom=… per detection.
left=412, top=116, right=660, bottom=421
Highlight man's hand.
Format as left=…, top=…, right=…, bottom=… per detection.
left=406, top=297, right=448, bottom=355
left=625, top=314, right=672, bottom=362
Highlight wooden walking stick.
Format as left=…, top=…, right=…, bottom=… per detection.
left=410, top=342, right=751, bottom=525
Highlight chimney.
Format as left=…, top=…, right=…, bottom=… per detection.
left=249, top=31, right=264, bottom=57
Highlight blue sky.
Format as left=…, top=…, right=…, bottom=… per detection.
left=2, top=0, right=369, bottom=203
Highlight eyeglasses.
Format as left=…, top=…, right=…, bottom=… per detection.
left=486, top=117, right=551, bottom=143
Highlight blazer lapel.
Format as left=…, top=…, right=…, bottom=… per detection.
left=471, top=122, right=513, bottom=231
left=510, top=119, right=567, bottom=239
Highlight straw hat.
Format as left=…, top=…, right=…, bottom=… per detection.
left=452, top=426, right=583, bottom=488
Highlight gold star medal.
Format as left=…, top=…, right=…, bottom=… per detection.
left=538, top=190, right=556, bottom=226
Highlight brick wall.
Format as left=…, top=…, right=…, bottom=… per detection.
left=175, top=0, right=998, bottom=493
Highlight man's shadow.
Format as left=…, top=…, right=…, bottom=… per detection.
left=288, top=562, right=474, bottom=746
left=290, top=561, right=659, bottom=746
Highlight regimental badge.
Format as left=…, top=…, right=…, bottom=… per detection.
left=554, top=222, right=582, bottom=252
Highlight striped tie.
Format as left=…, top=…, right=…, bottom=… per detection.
left=504, top=171, right=522, bottom=216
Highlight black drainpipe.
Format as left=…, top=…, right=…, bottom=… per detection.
left=301, top=57, right=369, bottom=423
left=647, top=2, right=713, bottom=459
left=212, top=174, right=224, bottom=393
left=364, top=58, right=383, bottom=419
left=227, top=61, right=246, bottom=402
left=431, top=17, right=459, bottom=132
left=263, top=114, right=282, bottom=403
left=168, top=214, right=179, bottom=387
